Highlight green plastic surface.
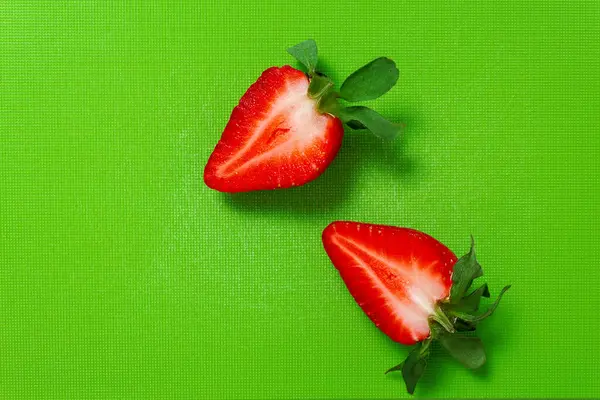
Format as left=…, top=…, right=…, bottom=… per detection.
left=1, top=1, right=599, bottom=398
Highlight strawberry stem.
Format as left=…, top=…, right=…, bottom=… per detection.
left=431, top=306, right=455, bottom=334
left=308, top=75, right=334, bottom=100
left=307, top=74, right=341, bottom=116
left=419, top=338, right=432, bottom=355
left=313, top=82, right=333, bottom=99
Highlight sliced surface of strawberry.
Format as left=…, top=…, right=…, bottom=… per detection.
left=204, top=66, right=344, bottom=193
left=322, top=221, right=511, bottom=395
left=204, top=40, right=402, bottom=193
left=323, top=221, right=456, bottom=345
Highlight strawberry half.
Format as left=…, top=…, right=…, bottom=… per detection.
left=322, top=221, right=511, bottom=395
left=204, top=66, right=344, bottom=192
left=204, top=40, right=402, bottom=193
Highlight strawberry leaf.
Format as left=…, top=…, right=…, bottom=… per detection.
left=462, top=283, right=490, bottom=311
left=339, top=106, right=400, bottom=140
left=448, top=283, right=490, bottom=313
left=345, top=120, right=367, bottom=130
left=340, top=57, right=399, bottom=102
left=450, top=236, right=483, bottom=303
left=453, top=285, right=511, bottom=324
left=454, top=319, right=477, bottom=332
left=385, top=362, right=404, bottom=374
left=438, top=333, right=486, bottom=369
left=387, top=340, right=431, bottom=395
left=287, top=39, right=318, bottom=75
left=400, top=341, right=430, bottom=395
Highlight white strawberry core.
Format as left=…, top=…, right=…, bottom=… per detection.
left=380, top=263, right=446, bottom=342
left=282, top=82, right=328, bottom=143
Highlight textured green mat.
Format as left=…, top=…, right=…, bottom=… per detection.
left=1, top=1, right=599, bottom=398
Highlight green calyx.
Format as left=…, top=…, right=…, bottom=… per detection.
left=386, top=237, right=512, bottom=395
left=286, top=40, right=402, bottom=141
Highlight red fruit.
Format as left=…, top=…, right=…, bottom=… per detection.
left=204, top=66, right=344, bottom=193
left=322, top=221, right=457, bottom=345
left=323, top=221, right=512, bottom=394
left=204, top=40, right=401, bottom=192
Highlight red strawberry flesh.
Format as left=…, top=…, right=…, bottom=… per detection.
left=322, top=221, right=457, bottom=345
left=204, top=66, right=344, bottom=193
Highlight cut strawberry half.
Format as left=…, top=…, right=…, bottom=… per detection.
left=204, top=66, right=344, bottom=192
left=322, top=221, right=511, bottom=395
left=323, top=222, right=456, bottom=345
left=204, top=40, right=402, bottom=193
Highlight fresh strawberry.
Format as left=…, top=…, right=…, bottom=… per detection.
left=204, top=66, right=344, bottom=192
left=322, top=221, right=511, bottom=395
left=323, top=222, right=457, bottom=345
left=204, top=40, right=402, bottom=193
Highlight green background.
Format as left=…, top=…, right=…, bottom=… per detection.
left=1, top=1, right=599, bottom=398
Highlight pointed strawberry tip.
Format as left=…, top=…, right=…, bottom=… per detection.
left=203, top=177, right=229, bottom=193
left=203, top=164, right=223, bottom=192
left=203, top=164, right=239, bottom=193
left=203, top=165, right=217, bottom=189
